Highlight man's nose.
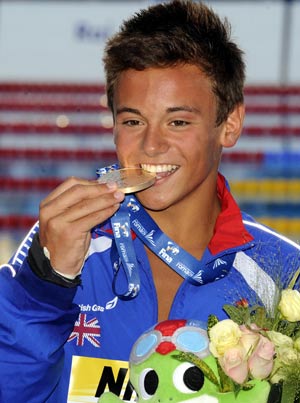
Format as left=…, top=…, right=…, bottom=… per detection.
left=142, top=126, right=169, bottom=156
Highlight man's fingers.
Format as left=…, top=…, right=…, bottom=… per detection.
left=40, top=177, right=93, bottom=206
left=50, top=191, right=124, bottom=224
left=40, top=179, right=120, bottom=215
left=44, top=192, right=124, bottom=236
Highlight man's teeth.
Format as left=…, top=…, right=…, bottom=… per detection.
left=141, top=164, right=178, bottom=173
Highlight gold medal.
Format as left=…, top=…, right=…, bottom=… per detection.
left=97, top=168, right=156, bottom=193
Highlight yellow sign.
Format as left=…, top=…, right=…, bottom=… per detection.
left=67, top=356, right=136, bottom=403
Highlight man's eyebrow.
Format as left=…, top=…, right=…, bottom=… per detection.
left=116, top=106, right=201, bottom=115
left=116, top=107, right=141, bottom=115
left=166, top=106, right=201, bottom=114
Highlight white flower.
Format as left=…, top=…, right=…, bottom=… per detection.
left=209, top=319, right=242, bottom=357
left=267, top=331, right=294, bottom=348
left=278, top=289, right=300, bottom=322
left=294, top=337, right=300, bottom=352
left=276, top=346, right=299, bottom=366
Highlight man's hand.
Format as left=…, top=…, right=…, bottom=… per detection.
left=39, top=177, right=124, bottom=277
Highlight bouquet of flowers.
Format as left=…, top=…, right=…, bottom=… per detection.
left=205, top=268, right=300, bottom=403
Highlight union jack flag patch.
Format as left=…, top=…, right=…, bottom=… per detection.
left=68, top=313, right=101, bottom=347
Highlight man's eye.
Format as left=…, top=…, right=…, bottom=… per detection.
left=123, top=119, right=141, bottom=126
left=171, top=120, right=189, bottom=126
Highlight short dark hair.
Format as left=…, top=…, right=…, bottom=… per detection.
left=103, top=0, right=245, bottom=125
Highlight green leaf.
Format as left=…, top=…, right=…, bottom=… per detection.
left=287, top=268, right=300, bottom=289
left=279, top=360, right=300, bottom=403
left=216, top=359, right=234, bottom=393
left=251, top=306, right=273, bottom=329
left=276, top=320, right=298, bottom=337
left=233, top=382, right=242, bottom=397
left=174, top=352, right=220, bottom=388
left=223, top=305, right=245, bottom=325
left=294, top=327, right=300, bottom=339
left=207, top=314, right=219, bottom=332
left=241, top=382, right=255, bottom=391
left=281, top=381, right=298, bottom=403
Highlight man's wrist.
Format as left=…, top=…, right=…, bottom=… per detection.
left=42, top=246, right=83, bottom=279
left=27, top=233, right=81, bottom=288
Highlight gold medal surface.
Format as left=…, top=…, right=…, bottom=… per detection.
left=97, top=168, right=156, bottom=193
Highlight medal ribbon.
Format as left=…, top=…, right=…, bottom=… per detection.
left=110, top=195, right=232, bottom=299
left=110, top=200, right=141, bottom=299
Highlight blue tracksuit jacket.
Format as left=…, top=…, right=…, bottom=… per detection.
left=0, top=174, right=299, bottom=402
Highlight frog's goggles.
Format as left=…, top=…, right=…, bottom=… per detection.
left=130, top=322, right=210, bottom=365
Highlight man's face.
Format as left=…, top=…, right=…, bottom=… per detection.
left=112, top=64, right=227, bottom=211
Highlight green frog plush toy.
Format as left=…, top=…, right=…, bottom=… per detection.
left=98, top=319, right=273, bottom=403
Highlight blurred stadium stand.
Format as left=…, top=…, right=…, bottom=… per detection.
left=1, top=82, right=300, bottom=263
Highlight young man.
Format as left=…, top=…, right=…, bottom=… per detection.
left=0, top=1, right=299, bottom=402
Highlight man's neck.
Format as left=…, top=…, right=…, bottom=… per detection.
left=145, top=186, right=221, bottom=259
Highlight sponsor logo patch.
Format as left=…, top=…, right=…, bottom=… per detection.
left=68, top=356, right=136, bottom=402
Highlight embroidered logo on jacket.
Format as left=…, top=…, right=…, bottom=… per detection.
left=68, top=313, right=101, bottom=347
left=213, top=258, right=227, bottom=269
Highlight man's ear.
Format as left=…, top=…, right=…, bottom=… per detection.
left=220, top=103, right=245, bottom=148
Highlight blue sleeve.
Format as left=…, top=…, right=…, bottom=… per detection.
left=0, top=254, right=80, bottom=402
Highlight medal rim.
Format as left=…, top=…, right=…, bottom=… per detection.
left=97, top=167, right=156, bottom=193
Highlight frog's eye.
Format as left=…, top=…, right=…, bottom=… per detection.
left=139, top=368, right=159, bottom=400
left=173, top=362, right=204, bottom=394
